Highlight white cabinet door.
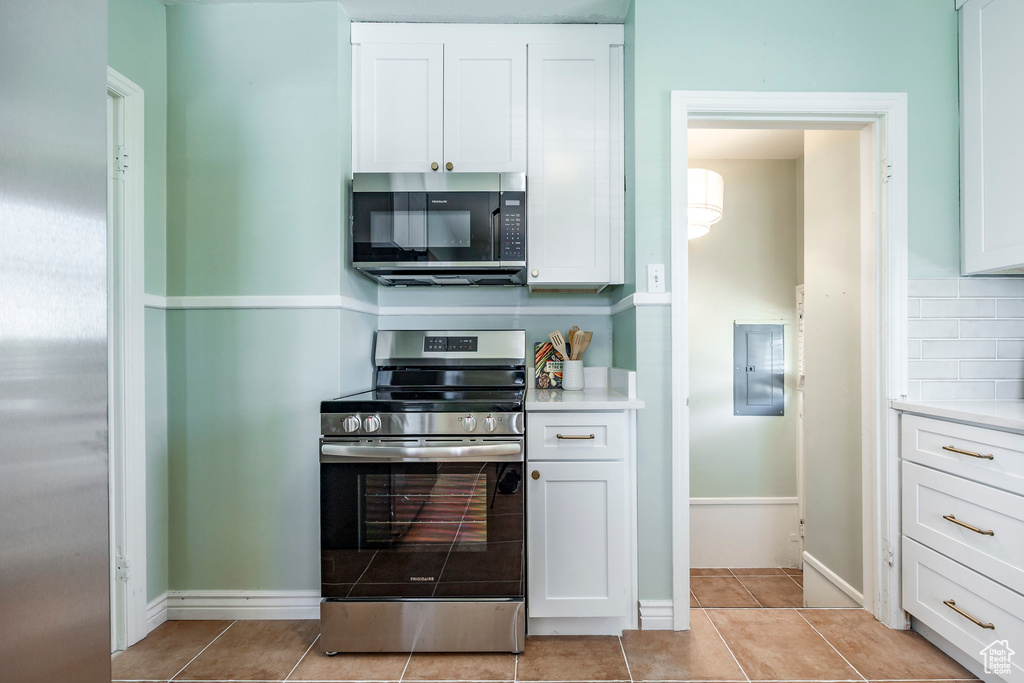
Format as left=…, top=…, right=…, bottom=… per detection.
left=960, top=0, right=1024, bottom=273
left=527, top=44, right=611, bottom=287
left=443, top=44, right=526, bottom=173
left=527, top=460, right=628, bottom=618
left=355, top=43, right=444, bottom=173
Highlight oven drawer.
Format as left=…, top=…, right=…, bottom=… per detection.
left=527, top=412, right=625, bottom=461
left=903, top=461, right=1024, bottom=594
left=901, top=414, right=1024, bottom=495
left=903, top=537, right=1024, bottom=680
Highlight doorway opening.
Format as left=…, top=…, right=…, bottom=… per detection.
left=686, top=127, right=867, bottom=610
left=107, top=66, right=148, bottom=652
left=669, top=92, right=909, bottom=632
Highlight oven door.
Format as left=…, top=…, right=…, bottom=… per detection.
left=351, top=191, right=499, bottom=266
left=319, top=437, right=524, bottom=600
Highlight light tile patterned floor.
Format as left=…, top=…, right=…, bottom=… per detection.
left=690, top=567, right=804, bottom=609
left=111, top=607, right=978, bottom=682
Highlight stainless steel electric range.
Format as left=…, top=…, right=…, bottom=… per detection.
left=319, top=329, right=526, bottom=654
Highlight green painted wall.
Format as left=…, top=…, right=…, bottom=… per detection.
left=628, top=0, right=959, bottom=600
left=688, top=159, right=798, bottom=499
left=108, top=0, right=170, bottom=601
left=166, top=2, right=375, bottom=302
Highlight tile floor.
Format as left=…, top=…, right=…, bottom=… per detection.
left=111, top=608, right=978, bottom=683
left=690, top=568, right=804, bottom=609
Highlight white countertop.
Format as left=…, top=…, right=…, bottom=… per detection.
left=526, top=367, right=645, bottom=411
left=891, top=399, right=1024, bottom=433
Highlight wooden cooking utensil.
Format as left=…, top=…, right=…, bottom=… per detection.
left=549, top=330, right=568, bottom=360
left=573, top=331, right=593, bottom=360
left=567, top=325, right=579, bottom=357
left=571, top=329, right=585, bottom=360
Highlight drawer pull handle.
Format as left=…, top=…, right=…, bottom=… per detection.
left=943, top=514, right=994, bottom=536
left=556, top=433, right=595, bottom=440
left=942, top=445, right=994, bottom=460
left=943, top=599, right=995, bottom=630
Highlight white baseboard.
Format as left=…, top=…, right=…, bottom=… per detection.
left=802, top=551, right=863, bottom=608
left=528, top=616, right=626, bottom=636
left=165, top=590, right=321, bottom=620
left=638, top=600, right=674, bottom=630
left=690, top=497, right=800, bottom=568
left=146, top=592, right=168, bottom=633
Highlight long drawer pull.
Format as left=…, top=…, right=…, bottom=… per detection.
left=556, top=433, right=596, bottom=440
left=943, top=599, right=995, bottom=630
left=942, top=514, right=994, bottom=536
left=942, top=445, right=994, bottom=460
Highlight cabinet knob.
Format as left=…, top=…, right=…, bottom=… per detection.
left=531, top=470, right=540, bottom=480
left=446, top=161, right=454, bottom=171
left=531, top=269, right=539, bottom=278
left=431, top=162, right=439, bottom=171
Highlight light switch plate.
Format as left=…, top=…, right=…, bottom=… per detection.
left=648, top=264, right=666, bottom=293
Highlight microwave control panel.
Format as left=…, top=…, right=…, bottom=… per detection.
left=499, top=192, right=526, bottom=261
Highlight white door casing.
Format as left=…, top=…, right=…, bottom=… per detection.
left=355, top=43, right=444, bottom=173
left=442, top=44, right=526, bottom=173
left=670, top=91, right=909, bottom=631
left=107, top=66, right=147, bottom=649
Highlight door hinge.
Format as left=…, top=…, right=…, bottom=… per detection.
left=115, top=144, right=128, bottom=176
left=882, top=539, right=894, bottom=567
left=799, top=519, right=805, bottom=538
left=880, top=158, right=892, bottom=184
left=115, top=555, right=130, bottom=582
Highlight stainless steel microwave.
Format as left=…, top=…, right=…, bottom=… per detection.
left=350, top=172, right=526, bottom=286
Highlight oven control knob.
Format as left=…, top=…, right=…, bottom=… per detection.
left=462, top=415, right=478, bottom=432
left=484, top=416, right=498, bottom=432
left=363, top=415, right=381, bottom=433
left=342, top=415, right=361, bottom=433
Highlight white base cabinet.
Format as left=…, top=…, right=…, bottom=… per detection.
left=525, top=409, right=636, bottom=634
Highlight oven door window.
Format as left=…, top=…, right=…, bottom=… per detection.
left=351, top=192, right=497, bottom=263
left=321, top=461, right=523, bottom=599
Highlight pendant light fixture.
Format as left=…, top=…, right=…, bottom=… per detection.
left=687, top=168, right=724, bottom=239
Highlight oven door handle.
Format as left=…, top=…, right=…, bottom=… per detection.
left=320, top=442, right=523, bottom=463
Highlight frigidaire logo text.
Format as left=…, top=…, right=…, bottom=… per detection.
left=431, top=200, right=448, bottom=204
left=409, top=576, right=435, bottom=582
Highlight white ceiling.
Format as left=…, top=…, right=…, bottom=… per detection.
left=160, top=0, right=632, bottom=23
left=687, top=129, right=805, bottom=160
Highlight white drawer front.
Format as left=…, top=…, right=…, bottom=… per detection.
left=527, top=412, right=625, bottom=461
left=902, top=461, right=1024, bottom=594
left=903, top=537, right=1024, bottom=682
left=902, top=414, right=1024, bottom=495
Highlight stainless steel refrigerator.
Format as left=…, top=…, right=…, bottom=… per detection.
left=0, top=1, right=111, bottom=681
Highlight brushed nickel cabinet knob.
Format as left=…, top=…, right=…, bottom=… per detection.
left=431, top=162, right=439, bottom=171
left=531, top=470, right=540, bottom=480
left=446, top=161, right=454, bottom=171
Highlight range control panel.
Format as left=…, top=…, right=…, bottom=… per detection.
left=498, top=192, right=526, bottom=261
left=423, top=336, right=479, bottom=353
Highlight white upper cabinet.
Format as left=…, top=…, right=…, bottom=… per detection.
left=527, top=44, right=616, bottom=289
left=356, top=44, right=444, bottom=173
left=960, top=0, right=1024, bottom=274
left=443, top=44, right=526, bottom=173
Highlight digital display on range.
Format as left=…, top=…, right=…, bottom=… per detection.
left=423, top=336, right=479, bottom=352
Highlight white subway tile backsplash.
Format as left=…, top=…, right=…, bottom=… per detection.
left=908, top=360, right=959, bottom=379
left=958, top=278, right=1024, bottom=298
left=998, top=340, right=1024, bottom=359
left=958, top=360, right=1024, bottom=380
left=909, top=278, right=959, bottom=298
left=907, top=298, right=921, bottom=318
left=919, top=298, right=995, bottom=318
left=996, top=382, right=1024, bottom=399
left=908, top=339, right=921, bottom=359
left=920, top=340, right=997, bottom=359
left=920, top=381, right=995, bottom=400
left=908, top=319, right=959, bottom=338
left=960, top=319, right=1024, bottom=338
left=996, top=299, right=1024, bottom=318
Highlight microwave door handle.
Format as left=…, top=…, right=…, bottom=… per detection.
left=492, top=207, right=501, bottom=260
left=320, top=442, right=523, bottom=463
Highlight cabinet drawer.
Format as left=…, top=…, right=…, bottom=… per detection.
left=903, top=537, right=1024, bottom=681
left=901, top=414, right=1024, bottom=495
left=902, top=461, right=1024, bottom=594
left=527, top=412, right=625, bottom=461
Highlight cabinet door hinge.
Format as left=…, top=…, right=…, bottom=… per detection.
left=880, top=158, right=892, bottom=184
left=115, top=144, right=128, bottom=176
left=882, top=538, right=894, bottom=567
left=799, top=520, right=806, bottom=539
